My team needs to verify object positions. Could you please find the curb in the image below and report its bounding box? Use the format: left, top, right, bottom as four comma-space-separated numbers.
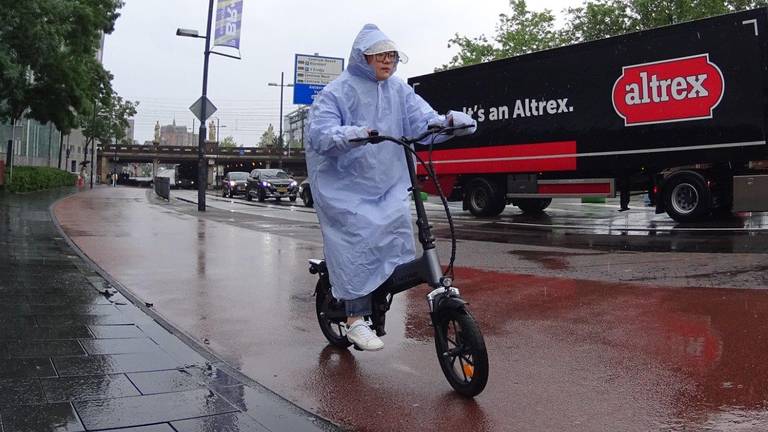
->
49, 190, 339, 431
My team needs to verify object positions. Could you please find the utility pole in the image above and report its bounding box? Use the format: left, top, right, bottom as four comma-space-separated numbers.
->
268, 73, 294, 169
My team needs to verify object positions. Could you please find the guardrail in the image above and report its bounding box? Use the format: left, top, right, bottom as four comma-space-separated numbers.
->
153, 176, 170, 200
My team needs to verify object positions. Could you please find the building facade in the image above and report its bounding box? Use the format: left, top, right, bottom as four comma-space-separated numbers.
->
159, 120, 198, 147
285, 106, 309, 150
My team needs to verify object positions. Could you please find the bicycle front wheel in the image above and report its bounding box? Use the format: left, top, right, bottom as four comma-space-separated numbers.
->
315, 279, 352, 349
434, 308, 489, 397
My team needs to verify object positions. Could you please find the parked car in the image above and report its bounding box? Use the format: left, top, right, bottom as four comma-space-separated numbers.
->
221, 171, 249, 198
246, 169, 298, 202
299, 178, 313, 207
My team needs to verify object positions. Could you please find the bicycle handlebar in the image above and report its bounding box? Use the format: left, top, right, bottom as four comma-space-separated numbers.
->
348, 124, 472, 145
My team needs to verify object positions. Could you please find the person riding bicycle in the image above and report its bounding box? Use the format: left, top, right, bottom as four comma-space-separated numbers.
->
305, 24, 476, 351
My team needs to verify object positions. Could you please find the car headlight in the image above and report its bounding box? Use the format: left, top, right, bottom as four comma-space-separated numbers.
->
262, 181, 269, 187
229, 181, 236, 187
290, 180, 297, 187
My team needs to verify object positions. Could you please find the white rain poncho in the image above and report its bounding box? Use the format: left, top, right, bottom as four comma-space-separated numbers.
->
305, 24, 474, 301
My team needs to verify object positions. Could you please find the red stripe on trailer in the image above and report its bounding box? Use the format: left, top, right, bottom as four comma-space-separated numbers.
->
537, 183, 612, 194
416, 141, 577, 175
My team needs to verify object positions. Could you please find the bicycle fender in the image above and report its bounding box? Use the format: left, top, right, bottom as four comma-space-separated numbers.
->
434, 295, 467, 313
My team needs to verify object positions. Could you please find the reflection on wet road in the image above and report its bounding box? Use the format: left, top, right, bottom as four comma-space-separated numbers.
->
54, 187, 768, 431
176, 190, 768, 253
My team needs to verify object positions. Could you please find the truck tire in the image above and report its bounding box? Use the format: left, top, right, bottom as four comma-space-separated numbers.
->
464, 177, 505, 217
664, 172, 711, 222
514, 198, 552, 214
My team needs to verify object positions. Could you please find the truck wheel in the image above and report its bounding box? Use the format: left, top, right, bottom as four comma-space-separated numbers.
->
465, 178, 505, 217
515, 198, 551, 214
664, 172, 711, 222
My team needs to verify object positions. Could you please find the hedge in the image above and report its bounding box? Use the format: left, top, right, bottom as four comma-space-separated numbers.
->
4, 166, 77, 193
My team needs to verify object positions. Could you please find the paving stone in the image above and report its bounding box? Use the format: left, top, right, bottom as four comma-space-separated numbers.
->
100, 424, 176, 432
0, 378, 45, 407
7, 340, 86, 358
53, 352, 182, 377
0, 402, 85, 432
186, 365, 242, 389
127, 369, 207, 395
30, 304, 121, 315
41, 374, 141, 402
0, 315, 36, 326
75, 388, 238, 430
0, 303, 32, 314
0, 295, 28, 304
214, 385, 328, 432
79, 337, 161, 355
0, 325, 92, 340
87, 324, 144, 339
36, 313, 135, 326
0, 358, 57, 378
171, 412, 269, 432
26, 292, 112, 305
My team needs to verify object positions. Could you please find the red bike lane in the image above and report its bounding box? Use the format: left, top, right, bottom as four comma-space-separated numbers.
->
54, 187, 768, 431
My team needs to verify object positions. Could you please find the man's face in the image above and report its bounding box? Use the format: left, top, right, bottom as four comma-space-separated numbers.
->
365, 51, 397, 81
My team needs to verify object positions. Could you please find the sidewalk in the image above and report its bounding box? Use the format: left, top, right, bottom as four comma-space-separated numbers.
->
0, 188, 335, 432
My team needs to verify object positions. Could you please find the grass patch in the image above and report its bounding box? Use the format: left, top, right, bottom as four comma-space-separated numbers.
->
4, 166, 77, 193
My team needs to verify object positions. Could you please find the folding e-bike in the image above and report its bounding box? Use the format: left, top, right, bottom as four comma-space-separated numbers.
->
308, 124, 489, 397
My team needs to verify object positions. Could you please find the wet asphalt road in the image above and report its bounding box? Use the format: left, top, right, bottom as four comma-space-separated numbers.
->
54, 187, 768, 431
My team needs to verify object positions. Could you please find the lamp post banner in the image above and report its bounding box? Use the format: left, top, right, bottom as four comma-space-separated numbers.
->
214, 0, 243, 49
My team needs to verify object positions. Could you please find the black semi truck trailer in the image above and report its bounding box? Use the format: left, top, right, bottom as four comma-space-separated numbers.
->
409, 8, 768, 222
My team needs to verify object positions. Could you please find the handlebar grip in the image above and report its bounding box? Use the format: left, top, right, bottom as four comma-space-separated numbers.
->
349, 130, 381, 144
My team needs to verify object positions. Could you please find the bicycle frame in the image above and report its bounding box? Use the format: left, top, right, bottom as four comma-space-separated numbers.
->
310, 124, 488, 397
313, 135, 458, 334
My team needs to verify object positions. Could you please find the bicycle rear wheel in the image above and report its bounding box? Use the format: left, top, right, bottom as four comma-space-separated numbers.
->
434, 308, 488, 397
315, 279, 352, 349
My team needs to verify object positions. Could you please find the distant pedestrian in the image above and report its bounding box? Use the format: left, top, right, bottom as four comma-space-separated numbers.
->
111, 172, 118, 187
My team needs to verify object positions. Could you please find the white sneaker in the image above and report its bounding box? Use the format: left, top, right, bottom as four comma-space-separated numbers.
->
346, 319, 384, 351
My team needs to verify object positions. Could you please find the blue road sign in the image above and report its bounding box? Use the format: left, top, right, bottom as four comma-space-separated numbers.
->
294, 54, 344, 105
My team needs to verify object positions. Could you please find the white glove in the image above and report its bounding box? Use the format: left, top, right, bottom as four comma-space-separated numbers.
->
343, 126, 370, 143
446, 110, 477, 136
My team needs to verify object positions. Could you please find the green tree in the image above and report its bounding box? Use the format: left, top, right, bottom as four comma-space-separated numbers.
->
440, 0, 563, 70
443, 0, 768, 68
0, 0, 123, 133
220, 136, 237, 148
79, 91, 137, 169
565, 0, 768, 42
259, 124, 277, 148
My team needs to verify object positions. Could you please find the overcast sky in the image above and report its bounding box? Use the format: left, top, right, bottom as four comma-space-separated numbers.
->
103, 0, 579, 145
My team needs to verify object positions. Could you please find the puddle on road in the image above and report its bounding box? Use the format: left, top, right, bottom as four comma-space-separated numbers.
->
508, 249, 606, 270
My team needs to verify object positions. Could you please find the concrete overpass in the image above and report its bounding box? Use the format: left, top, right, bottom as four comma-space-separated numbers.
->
97, 142, 307, 185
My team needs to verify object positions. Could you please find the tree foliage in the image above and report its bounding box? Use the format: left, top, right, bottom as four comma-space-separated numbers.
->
440, 0, 563, 70
220, 136, 237, 148
0, 0, 124, 132
565, 0, 768, 42
81, 92, 137, 147
442, 0, 768, 69
259, 124, 277, 148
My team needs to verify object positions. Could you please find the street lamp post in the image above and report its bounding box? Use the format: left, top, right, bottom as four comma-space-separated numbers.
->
268, 72, 293, 169
176, 0, 214, 212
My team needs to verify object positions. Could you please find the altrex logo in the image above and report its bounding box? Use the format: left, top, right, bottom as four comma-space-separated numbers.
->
612, 54, 724, 126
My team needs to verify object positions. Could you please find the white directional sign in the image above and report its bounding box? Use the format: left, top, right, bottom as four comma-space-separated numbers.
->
294, 54, 345, 104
